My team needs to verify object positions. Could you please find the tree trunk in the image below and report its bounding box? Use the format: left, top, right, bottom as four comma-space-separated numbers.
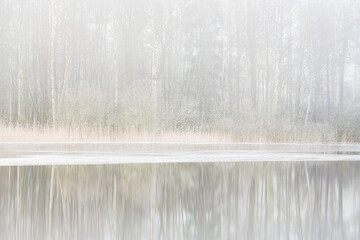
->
50, 5, 57, 126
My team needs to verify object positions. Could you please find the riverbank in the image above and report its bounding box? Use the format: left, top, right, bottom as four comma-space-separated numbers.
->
0, 125, 231, 143
0, 124, 354, 143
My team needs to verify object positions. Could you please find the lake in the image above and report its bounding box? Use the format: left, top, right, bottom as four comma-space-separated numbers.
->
0, 143, 359, 239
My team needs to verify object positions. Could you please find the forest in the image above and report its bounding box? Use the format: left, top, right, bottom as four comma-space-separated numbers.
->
0, 0, 360, 142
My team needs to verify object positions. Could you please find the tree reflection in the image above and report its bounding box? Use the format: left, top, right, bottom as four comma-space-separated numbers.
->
0, 162, 359, 239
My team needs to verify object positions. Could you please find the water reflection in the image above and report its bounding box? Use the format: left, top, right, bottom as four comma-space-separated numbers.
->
0, 162, 359, 239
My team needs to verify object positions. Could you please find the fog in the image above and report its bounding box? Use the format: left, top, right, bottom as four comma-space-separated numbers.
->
1, 0, 360, 141
1, 1, 360, 239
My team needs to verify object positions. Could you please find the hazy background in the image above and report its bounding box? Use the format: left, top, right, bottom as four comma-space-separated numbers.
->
0, 0, 360, 141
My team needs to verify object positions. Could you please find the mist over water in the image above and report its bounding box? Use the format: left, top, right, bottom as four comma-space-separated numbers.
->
1, 0, 360, 239
1, 162, 359, 240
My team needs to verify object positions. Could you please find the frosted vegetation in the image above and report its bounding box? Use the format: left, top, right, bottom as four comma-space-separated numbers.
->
0, 0, 360, 142
1, 1, 360, 239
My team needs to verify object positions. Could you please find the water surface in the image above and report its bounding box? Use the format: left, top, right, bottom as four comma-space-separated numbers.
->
0, 144, 359, 239
1, 143, 360, 165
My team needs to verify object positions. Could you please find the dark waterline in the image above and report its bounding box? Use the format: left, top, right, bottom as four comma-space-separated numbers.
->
1, 162, 359, 240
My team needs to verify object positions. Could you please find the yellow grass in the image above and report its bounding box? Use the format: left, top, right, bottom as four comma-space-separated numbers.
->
0, 124, 346, 143
0, 125, 232, 143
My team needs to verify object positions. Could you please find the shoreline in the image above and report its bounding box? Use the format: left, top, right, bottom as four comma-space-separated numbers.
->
1, 141, 360, 145
0, 125, 356, 144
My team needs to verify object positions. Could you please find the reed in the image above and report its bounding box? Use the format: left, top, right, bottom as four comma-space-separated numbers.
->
0, 125, 231, 142
0, 124, 350, 143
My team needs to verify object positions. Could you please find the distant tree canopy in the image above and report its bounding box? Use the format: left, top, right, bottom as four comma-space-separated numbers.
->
0, 0, 360, 140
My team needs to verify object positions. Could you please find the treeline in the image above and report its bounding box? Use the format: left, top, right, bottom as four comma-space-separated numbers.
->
0, 0, 360, 141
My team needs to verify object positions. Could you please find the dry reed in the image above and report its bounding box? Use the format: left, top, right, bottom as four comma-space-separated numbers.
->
0, 124, 347, 143
0, 125, 232, 143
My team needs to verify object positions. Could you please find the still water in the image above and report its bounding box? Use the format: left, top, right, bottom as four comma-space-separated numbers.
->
0, 144, 360, 239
